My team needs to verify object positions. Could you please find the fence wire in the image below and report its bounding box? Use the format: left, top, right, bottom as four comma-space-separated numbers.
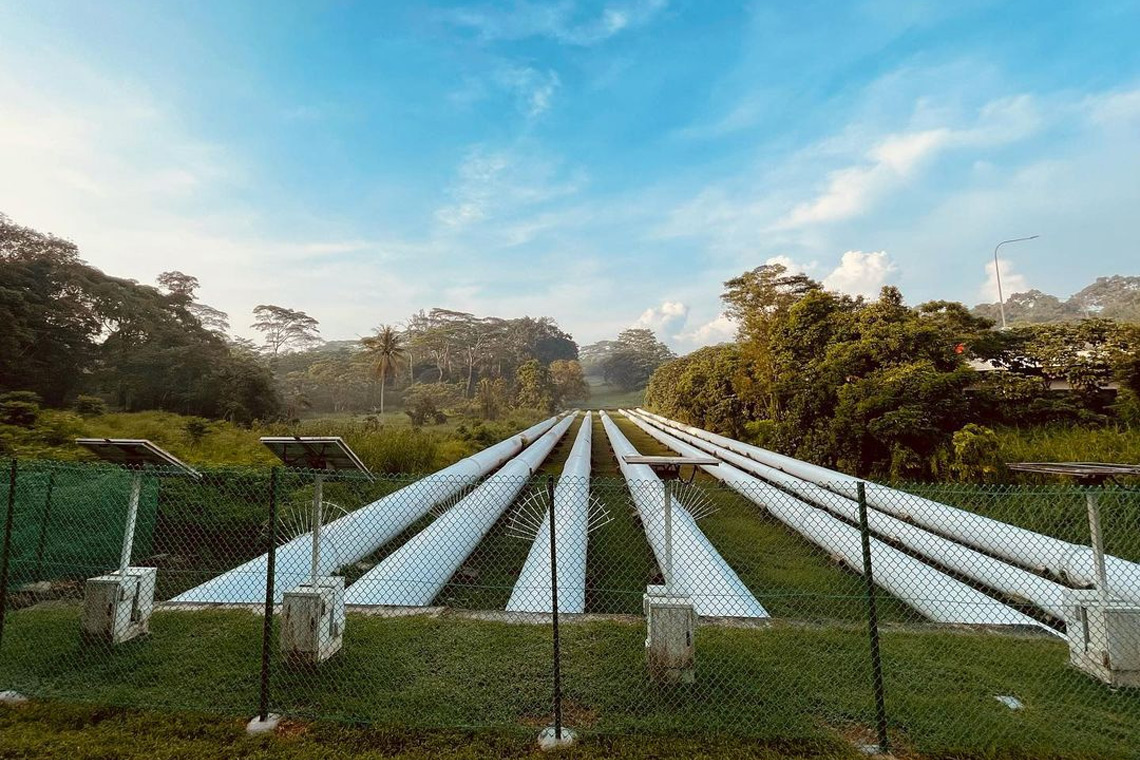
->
0, 456, 1138, 758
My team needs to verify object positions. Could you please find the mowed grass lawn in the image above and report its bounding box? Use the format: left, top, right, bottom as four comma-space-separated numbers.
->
1, 605, 1138, 759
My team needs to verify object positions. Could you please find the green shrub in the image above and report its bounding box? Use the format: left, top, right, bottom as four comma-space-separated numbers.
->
73, 395, 108, 416
950, 423, 1003, 482
0, 391, 42, 427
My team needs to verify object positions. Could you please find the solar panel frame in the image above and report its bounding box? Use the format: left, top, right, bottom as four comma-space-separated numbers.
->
259, 436, 374, 479
75, 438, 201, 478
623, 455, 720, 467
1008, 462, 1140, 479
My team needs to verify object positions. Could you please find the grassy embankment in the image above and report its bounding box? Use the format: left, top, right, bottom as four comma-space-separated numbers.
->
1, 408, 545, 472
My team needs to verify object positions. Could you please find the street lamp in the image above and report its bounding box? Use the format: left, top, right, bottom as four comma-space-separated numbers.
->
993, 235, 1039, 329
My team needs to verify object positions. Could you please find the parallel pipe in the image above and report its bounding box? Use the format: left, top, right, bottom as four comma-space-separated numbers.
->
600, 411, 767, 618
507, 412, 592, 613
346, 414, 575, 606
637, 409, 1140, 604
173, 416, 561, 604
621, 410, 1050, 630
627, 410, 1069, 619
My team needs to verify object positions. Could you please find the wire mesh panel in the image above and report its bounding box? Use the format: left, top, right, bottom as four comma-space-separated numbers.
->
0, 455, 1138, 757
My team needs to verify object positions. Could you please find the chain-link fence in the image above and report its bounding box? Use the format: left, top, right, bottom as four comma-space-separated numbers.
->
1, 444, 1138, 757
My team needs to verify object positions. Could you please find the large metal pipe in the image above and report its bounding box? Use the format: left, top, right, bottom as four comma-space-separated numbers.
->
622, 410, 1051, 630
600, 411, 767, 618
507, 412, 592, 613
637, 409, 1140, 604
346, 414, 576, 606
173, 416, 562, 604
627, 410, 1069, 619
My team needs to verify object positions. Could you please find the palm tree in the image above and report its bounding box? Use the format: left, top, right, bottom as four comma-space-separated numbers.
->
361, 325, 406, 414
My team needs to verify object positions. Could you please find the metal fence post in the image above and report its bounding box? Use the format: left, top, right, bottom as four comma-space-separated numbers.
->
259, 467, 279, 722
0, 460, 17, 651
857, 481, 889, 754
547, 474, 563, 740
32, 471, 55, 582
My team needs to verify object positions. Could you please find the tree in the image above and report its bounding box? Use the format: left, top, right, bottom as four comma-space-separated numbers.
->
361, 325, 406, 414
549, 359, 589, 406
157, 270, 230, 334
251, 305, 321, 357
599, 328, 675, 391
403, 383, 462, 426
475, 377, 510, 420
515, 359, 555, 412
722, 262, 822, 419
0, 214, 283, 422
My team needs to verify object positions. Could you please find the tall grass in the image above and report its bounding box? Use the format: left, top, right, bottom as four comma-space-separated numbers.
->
994, 424, 1140, 466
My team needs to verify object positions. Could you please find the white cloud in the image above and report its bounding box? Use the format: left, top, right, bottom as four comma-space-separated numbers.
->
677, 313, 737, 346
497, 66, 561, 118
445, 0, 667, 46
777, 128, 951, 229
434, 146, 585, 231
764, 255, 819, 275
980, 257, 1029, 302
634, 300, 689, 335
822, 250, 897, 298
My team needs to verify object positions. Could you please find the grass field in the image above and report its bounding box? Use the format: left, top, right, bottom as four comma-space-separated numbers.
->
1, 605, 1137, 759
0, 702, 855, 760
583, 380, 646, 410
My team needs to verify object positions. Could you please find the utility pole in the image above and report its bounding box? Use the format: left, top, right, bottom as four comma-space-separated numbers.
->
992, 235, 1039, 329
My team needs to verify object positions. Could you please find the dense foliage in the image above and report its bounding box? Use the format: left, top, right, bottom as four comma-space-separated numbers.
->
579, 328, 675, 390
647, 263, 1140, 480
0, 215, 281, 423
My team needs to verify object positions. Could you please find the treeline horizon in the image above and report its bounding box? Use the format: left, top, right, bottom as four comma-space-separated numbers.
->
0, 214, 675, 427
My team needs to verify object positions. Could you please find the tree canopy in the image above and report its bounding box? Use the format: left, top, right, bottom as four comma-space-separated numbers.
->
648, 263, 1140, 480
0, 215, 281, 423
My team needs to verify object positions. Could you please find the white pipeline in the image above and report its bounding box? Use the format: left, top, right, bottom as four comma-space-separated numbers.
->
507, 412, 593, 613
627, 410, 1069, 619
173, 416, 562, 604
636, 409, 1140, 604
600, 411, 767, 618
346, 414, 575, 606
622, 410, 1052, 630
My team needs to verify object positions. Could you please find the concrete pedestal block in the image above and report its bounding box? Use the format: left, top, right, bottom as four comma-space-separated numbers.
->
644, 586, 695, 684
281, 576, 345, 665
1065, 589, 1140, 687
81, 567, 156, 645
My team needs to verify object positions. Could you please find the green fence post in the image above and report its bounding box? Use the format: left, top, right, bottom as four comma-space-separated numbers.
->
857, 481, 889, 754
0, 460, 17, 651
259, 467, 279, 723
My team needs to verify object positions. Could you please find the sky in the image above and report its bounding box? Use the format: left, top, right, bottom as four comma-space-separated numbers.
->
1, 0, 1139, 350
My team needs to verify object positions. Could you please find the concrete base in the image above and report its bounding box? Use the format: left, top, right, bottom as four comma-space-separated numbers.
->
537, 725, 577, 750
0, 691, 28, 705
245, 713, 281, 734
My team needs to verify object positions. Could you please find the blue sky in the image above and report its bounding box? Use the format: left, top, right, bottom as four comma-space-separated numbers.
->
1, 1, 1138, 348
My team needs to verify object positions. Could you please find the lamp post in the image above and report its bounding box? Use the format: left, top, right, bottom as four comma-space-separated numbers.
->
993, 235, 1039, 329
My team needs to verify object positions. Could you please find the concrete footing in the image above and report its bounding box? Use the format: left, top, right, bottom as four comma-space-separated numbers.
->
245, 713, 281, 734
537, 725, 577, 750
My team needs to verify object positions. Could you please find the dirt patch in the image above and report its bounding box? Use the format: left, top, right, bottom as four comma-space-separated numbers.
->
833, 721, 919, 759
275, 718, 311, 740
